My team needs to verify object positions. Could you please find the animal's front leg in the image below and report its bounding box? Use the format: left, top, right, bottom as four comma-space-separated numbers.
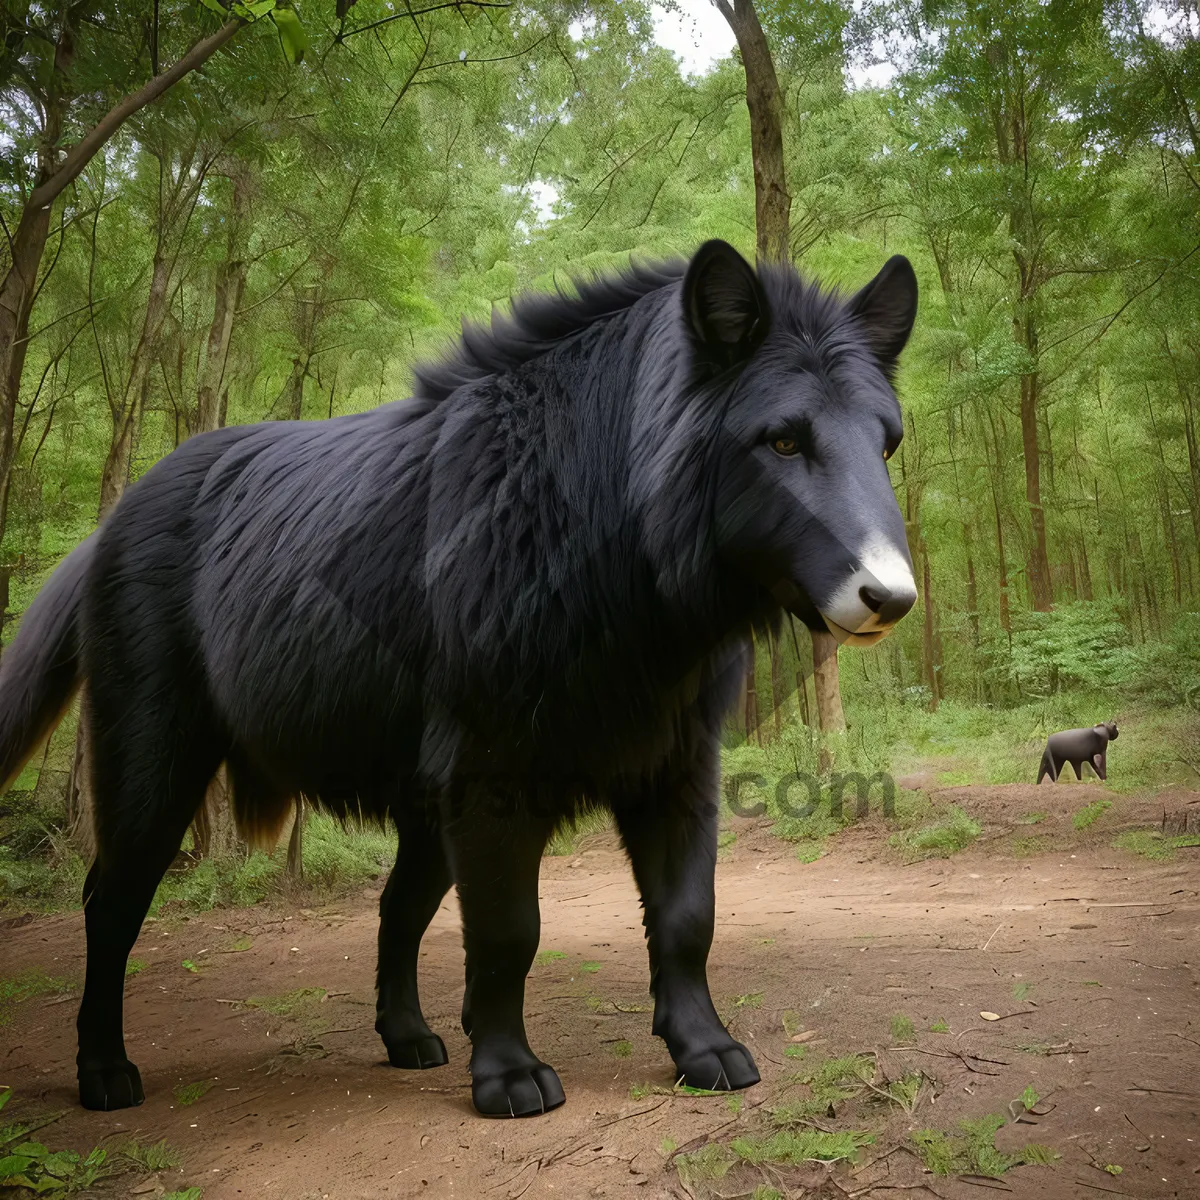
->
614, 764, 760, 1093
442, 785, 562, 1117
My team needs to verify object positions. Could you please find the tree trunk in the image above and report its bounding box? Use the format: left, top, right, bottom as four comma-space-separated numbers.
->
286, 798, 306, 879
714, 0, 791, 263
768, 627, 784, 739
99, 251, 172, 518
810, 631, 845, 734
744, 634, 760, 745
1017, 328, 1052, 610
922, 551, 939, 711
192, 766, 239, 858
811, 629, 845, 773
195, 259, 246, 435
194, 169, 250, 435
0, 16, 76, 549
965, 538, 980, 649
0, 13, 243, 545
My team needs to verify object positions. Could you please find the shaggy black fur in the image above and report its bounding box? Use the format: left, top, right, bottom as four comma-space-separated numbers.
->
0, 240, 918, 1117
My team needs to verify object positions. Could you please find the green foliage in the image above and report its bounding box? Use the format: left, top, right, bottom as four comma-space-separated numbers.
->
534, 950, 568, 966
173, 1080, 214, 1106
1113, 830, 1200, 861
545, 808, 611, 856
910, 1114, 1058, 1177
239, 987, 325, 1017
1006, 604, 1141, 696
0, 1141, 110, 1194
1073, 799, 1112, 830
0, 1091, 183, 1195
4, 0, 1200, 909
0, 971, 74, 1026
117, 1140, 183, 1172
730, 1128, 875, 1165
890, 807, 981, 861
890, 1014, 916, 1043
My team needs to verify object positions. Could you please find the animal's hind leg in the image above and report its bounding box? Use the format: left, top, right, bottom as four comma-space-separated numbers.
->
77, 688, 221, 1111
1037, 752, 1057, 784
376, 803, 452, 1069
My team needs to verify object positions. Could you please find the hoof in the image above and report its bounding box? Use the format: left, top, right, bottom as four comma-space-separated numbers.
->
472, 1061, 565, 1118
383, 1032, 449, 1070
78, 1059, 144, 1111
674, 1041, 760, 1092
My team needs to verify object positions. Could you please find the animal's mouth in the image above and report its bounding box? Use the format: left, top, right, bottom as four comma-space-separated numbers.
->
819, 612, 892, 647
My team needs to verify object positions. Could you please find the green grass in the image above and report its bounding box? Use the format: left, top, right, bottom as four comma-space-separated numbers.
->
149, 814, 395, 915
1073, 799, 1113, 830
117, 1140, 183, 1172
1010, 835, 1049, 857
884, 698, 1196, 793
534, 949, 567, 966
610, 1040, 633, 1058
910, 1114, 1057, 1178
544, 807, 610, 856
1113, 830, 1200, 860
579, 961, 602, 973
733, 992, 764, 1009
730, 1128, 875, 1165
929, 1017, 950, 1033
796, 1054, 875, 1105
0, 1090, 189, 1196
125, 958, 146, 977
172, 1080, 214, 1106
0, 970, 74, 1026
890, 1014, 916, 1043
674, 1128, 874, 1186
239, 987, 326, 1017
630, 1081, 725, 1100
890, 806, 981, 861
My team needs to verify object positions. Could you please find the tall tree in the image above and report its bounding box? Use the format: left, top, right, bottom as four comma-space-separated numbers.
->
711, 0, 791, 261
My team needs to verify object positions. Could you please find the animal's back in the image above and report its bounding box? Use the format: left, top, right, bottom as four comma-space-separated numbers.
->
87, 402, 440, 797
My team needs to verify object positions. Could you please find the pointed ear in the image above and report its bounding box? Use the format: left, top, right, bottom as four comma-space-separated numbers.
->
682, 240, 768, 365
849, 255, 918, 370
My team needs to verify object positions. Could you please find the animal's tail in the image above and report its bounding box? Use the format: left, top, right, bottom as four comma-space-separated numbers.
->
0, 538, 92, 792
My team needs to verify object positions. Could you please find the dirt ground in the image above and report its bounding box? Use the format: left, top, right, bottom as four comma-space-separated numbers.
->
2, 782, 1199, 1200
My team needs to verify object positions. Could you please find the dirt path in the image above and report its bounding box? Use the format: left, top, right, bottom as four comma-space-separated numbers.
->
2, 784, 1199, 1199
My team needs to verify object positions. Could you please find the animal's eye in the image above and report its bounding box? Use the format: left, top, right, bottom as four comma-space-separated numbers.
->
882, 447, 892, 461
772, 437, 799, 457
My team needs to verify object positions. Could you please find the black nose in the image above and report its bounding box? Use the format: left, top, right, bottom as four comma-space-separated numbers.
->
859, 583, 916, 625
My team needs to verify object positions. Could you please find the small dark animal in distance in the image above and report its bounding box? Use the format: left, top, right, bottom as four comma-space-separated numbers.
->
0, 239, 919, 1118
1037, 721, 1119, 783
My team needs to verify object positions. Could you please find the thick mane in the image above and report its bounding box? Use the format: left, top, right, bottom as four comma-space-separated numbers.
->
413, 259, 687, 404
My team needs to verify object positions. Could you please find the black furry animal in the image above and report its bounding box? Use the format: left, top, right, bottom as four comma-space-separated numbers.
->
1037, 721, 1119, 783
0, 241, 919, 1118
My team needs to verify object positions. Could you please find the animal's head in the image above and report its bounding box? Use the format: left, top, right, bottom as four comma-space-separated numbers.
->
683, 240, 918, 645
1102, 721, 1119, 740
